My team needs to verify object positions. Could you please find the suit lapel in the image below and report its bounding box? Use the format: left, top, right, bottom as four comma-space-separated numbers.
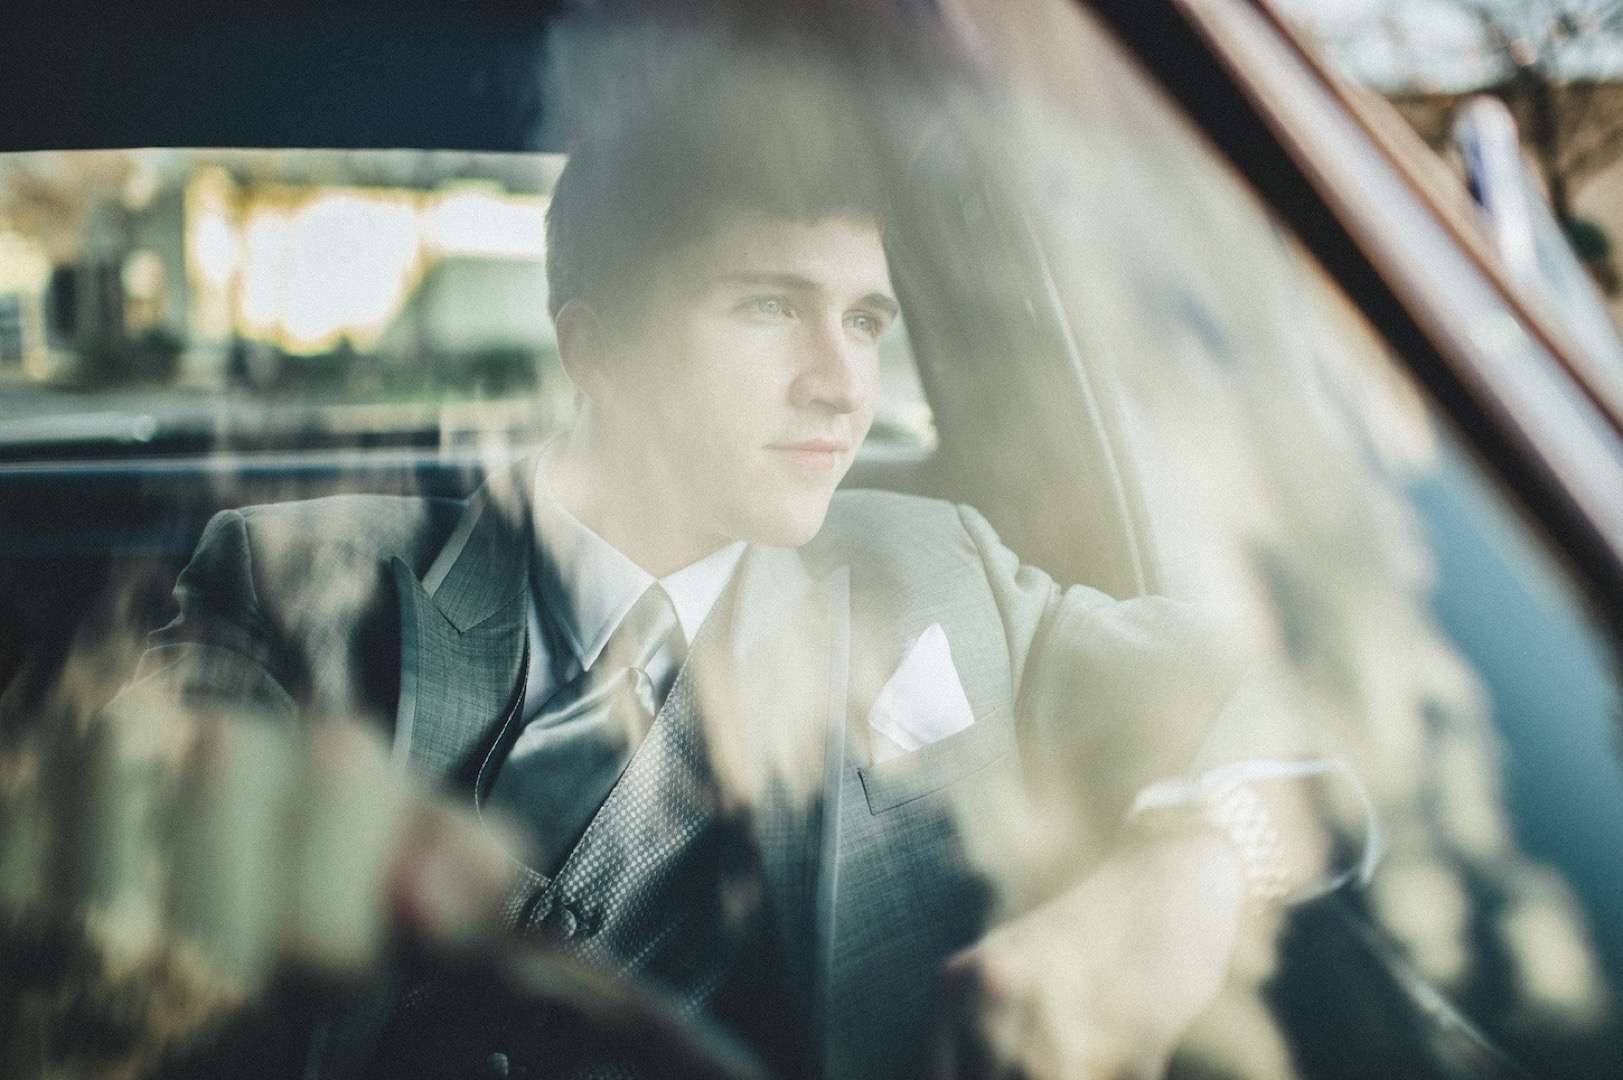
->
391, 460, 531, 784
384, 472, 853, 1073
315, 461, 534, 1080
689, 545, 850, 1065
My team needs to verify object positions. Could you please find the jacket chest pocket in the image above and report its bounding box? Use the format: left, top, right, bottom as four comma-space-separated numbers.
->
856, 707, 1015, 814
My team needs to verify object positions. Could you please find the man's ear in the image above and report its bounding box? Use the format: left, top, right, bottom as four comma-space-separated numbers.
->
554, 299, 611, 396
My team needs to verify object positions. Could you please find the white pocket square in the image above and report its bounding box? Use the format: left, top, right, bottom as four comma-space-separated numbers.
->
868, 623, 975, 764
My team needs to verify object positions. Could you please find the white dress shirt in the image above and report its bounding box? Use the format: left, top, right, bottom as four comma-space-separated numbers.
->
519, 454, 746, 726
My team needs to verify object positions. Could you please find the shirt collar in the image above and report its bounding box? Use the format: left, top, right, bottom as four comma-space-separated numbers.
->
661, 539, 748, 643
531, 452, 745, 670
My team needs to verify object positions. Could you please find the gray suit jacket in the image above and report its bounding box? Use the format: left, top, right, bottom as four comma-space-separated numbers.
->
130, 459, 1240, 1079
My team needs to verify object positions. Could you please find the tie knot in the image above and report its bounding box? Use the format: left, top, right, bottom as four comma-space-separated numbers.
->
601, 583, 683, 676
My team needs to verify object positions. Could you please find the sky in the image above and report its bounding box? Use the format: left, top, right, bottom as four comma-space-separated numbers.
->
1272, 0, 1623, 91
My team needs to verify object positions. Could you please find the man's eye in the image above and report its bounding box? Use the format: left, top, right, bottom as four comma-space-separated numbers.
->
846, 312, 884, 339
746, 297, 791, 318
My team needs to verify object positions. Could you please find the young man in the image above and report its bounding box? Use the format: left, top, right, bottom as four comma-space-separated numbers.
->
127, 78, 1351, 1080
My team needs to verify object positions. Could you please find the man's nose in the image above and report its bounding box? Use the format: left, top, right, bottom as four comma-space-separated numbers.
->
790, 319, 872, 414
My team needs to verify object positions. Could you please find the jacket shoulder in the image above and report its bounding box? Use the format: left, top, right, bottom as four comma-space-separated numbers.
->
162, 492, 467, 716
177, 491, 466, 643
812, 488, 979, 567
233, 492, 464, 576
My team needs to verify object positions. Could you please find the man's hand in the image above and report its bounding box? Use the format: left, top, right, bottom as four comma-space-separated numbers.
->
933, 831, 1248, 1080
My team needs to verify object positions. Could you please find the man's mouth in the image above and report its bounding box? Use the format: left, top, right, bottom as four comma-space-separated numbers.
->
769, 439, 848, 470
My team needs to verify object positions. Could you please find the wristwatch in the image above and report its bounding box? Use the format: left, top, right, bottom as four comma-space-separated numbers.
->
1125, 775, 1295, 904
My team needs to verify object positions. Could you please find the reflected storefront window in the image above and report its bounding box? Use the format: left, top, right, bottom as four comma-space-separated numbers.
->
0, 149, 935, 458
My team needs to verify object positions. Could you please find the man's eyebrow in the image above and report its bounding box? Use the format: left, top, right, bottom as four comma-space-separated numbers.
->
860, 292, 902, 320
712, 271, 900, 317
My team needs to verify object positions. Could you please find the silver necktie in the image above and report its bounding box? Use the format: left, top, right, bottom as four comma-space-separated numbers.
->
488, 583, 686, 875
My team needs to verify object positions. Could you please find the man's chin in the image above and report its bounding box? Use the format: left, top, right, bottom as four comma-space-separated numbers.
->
742, 497, 835, 550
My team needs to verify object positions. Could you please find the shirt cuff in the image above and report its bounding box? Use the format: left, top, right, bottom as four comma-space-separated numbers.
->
1125, 758, 1383, 905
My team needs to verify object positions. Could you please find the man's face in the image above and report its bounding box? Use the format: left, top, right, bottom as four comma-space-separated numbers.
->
587, 211, 897, 550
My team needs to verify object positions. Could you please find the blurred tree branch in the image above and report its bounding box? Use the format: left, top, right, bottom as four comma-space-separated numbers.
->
1301, 0, 1623, 223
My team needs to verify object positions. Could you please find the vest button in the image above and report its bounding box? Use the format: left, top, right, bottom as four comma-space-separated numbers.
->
541, 903, 579, 939
480, 1051, 510, 1078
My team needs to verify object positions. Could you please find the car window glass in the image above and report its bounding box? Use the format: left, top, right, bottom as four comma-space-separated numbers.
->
0, 5, 1619, 1080
975, 7, 1623, 1073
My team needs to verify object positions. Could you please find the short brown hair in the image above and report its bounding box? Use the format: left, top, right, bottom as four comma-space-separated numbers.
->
544, 49, 892, 322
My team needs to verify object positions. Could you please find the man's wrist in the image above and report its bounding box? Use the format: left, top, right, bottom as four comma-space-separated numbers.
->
1124, 758, 1382, 908
1124, 778, 1294, 907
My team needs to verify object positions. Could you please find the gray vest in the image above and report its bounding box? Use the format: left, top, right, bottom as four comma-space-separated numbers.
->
372, 615, 796, 1080
498, 655, 764, 1009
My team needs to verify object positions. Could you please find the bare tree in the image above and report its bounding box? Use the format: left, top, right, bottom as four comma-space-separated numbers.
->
1456, 0, 1623, 220
1303, 0, 1623, 224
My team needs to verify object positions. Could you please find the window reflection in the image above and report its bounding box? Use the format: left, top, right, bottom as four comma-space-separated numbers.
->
0, 4, 1618, 1080
0, 150, 935, 457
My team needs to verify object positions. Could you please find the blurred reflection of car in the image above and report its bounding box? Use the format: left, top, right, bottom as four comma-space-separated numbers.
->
2, 1, 1622, 1079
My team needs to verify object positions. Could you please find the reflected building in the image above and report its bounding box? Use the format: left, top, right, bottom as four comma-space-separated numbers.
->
0, 151, 565, 399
